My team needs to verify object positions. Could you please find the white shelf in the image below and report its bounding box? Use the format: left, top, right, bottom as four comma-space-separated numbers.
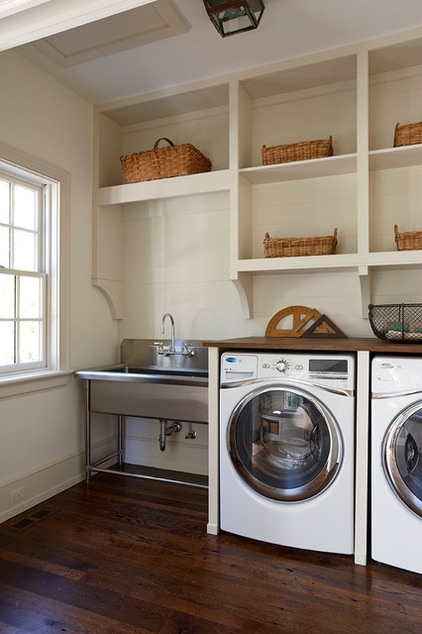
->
366, 250, 422, 267
232, 250, 422, 275
232, 252, 361, 274
369, 145, 422, 171
97, 169, 231, 205
239, 154, 357, 185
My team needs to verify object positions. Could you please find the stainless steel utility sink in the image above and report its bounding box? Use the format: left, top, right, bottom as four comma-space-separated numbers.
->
74, 337, 209, 485
74, 339, 208, 423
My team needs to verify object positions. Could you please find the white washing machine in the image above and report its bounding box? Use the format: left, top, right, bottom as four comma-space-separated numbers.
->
219, 352, 355, 554
371, 356, 422, 574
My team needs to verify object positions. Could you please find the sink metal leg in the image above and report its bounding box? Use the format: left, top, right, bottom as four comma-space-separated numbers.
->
117, 415, 125, 465
84, 379, 92, 483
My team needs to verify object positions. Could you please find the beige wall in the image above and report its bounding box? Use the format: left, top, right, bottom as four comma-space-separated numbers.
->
0, 50, 117, 521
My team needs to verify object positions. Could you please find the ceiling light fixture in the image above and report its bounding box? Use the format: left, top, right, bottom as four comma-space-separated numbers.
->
203, 0, 265, 38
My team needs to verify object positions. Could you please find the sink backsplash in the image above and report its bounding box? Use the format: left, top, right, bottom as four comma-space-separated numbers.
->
120, 339, 208, 372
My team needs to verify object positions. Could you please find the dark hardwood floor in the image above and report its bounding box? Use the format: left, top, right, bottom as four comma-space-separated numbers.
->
0, 471, 421, 633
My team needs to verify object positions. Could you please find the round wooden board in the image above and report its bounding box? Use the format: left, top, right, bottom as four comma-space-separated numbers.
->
265, 305, 322, 337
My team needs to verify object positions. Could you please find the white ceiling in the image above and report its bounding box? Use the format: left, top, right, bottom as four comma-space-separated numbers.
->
8, 0, 422, 105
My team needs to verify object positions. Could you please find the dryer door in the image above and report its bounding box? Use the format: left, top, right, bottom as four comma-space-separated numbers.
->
383, 402, 422, 517
227, 384, 343, 502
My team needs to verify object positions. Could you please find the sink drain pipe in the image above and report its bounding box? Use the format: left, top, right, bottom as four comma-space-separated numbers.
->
159, 420, 182, 451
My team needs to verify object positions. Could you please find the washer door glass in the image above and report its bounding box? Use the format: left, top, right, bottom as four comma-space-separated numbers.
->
228, 385, 342, 502
383, 403, 422, 517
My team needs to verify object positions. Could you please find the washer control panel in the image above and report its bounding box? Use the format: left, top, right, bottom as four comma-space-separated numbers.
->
221, 354, 259, 383
221, 352, 354, 388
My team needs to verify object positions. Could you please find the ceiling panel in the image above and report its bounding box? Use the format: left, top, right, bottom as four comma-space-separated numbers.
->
28, 0, 188, 66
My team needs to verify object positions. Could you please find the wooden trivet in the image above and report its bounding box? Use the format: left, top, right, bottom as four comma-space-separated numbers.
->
265, 305, 322, 338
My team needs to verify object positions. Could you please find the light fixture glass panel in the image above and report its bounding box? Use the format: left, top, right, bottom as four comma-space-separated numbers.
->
212, 10, 251, 36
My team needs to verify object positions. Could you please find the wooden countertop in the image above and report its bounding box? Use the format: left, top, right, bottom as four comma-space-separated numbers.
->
203, 336, 422, 354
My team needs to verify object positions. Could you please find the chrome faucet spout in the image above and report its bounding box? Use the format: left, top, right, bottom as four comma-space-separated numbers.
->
160, 312, 175, 354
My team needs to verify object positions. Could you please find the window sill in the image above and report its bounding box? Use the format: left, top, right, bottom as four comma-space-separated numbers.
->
0, 370, 71, 398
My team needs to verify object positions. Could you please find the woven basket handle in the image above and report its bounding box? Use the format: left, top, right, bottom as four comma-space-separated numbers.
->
153, 138, 174, 149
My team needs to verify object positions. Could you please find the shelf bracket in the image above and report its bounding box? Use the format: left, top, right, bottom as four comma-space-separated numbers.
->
231, 272, 253, 319
92, 278, 123, 320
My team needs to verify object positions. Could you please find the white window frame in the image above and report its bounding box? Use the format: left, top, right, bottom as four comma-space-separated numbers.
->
1, 173, 46, 372
0, 143, 69, 395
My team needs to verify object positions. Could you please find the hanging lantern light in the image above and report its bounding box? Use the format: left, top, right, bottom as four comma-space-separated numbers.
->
203, 0, 265, 37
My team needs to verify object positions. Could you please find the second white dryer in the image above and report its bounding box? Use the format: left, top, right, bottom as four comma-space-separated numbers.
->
371, 356, 422, 574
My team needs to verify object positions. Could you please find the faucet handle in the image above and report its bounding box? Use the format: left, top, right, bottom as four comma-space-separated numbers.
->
182, 342, 195, 356
154, 341, 165, 355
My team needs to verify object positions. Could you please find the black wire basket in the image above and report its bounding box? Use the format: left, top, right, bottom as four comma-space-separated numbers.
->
368, 303, 422, 342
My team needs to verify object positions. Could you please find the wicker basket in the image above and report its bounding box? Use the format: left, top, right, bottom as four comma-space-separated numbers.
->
393, 121, 422, 147
120, 138, 211, 183
394, 224, 422, 251
369, 303, 422, 342
264, 228, 338, 258
262, 136, 333, 165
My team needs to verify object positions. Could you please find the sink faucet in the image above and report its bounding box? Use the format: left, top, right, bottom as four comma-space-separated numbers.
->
160, 312, 175, 354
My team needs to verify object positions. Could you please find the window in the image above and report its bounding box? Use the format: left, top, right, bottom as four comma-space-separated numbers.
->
0, 153, 64, 378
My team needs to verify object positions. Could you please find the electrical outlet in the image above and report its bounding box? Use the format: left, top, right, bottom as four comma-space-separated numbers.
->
9, 487, 25, 504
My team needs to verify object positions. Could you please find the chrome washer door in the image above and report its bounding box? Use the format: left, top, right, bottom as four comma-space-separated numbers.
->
383, 402, 422, 518
228, 385, 342, 502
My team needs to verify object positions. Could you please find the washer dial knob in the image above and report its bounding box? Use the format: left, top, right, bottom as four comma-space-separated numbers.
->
275, 359, 288, 373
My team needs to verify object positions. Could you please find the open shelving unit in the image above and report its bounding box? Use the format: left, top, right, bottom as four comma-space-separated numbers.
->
93, 28, 422, 319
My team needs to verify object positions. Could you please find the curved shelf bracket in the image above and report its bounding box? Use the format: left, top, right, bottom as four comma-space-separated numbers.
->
92, 278, 123, 320
231, 272, 253, 319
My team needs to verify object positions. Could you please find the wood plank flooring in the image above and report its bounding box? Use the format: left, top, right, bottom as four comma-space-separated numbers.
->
0, 472, 421, 633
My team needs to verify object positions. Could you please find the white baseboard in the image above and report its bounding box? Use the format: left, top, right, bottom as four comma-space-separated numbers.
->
207, 523, 218, 535
0, 435, 116, 524
0, 452, 84, 523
